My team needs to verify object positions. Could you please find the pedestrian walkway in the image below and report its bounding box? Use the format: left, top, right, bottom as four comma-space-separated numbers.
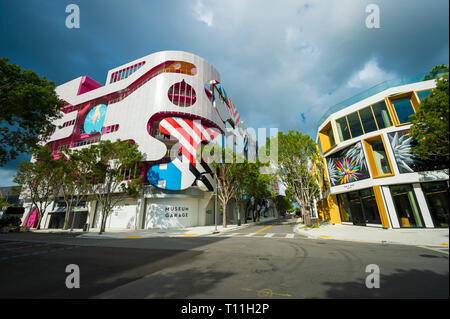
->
295, 223, 449, 249
208, 232, 300, 240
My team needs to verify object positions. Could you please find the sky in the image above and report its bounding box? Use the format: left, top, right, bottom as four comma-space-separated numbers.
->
0, 0, 448, 187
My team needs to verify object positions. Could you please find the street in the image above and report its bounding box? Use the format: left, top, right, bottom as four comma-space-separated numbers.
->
0, 217, 448, 299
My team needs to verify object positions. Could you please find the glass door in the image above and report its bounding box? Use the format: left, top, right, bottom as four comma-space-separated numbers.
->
390, 184, 424, 228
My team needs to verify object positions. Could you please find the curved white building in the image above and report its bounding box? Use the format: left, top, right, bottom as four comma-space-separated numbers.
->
21, 51, 262, 230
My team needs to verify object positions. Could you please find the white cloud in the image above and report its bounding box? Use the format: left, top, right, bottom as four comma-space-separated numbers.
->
193, 0, 214, 27
347, 58, 397, 89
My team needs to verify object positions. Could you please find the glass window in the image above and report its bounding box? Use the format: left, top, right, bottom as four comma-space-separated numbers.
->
417, 90, 431, 101
359, 106, 378, 134
336, 117, 351, 141
372, 101, 392, 129
327, 127, 335, 146
368, 138, 392, 175
347, 112, 364, 138
337, 191, 365, 226
421, 181, 449, 228
390, 184, 424, 228
360, 188, 381, 224
392, 98, 415, 124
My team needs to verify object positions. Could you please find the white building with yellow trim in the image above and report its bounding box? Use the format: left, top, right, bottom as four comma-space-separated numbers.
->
316, 72, 449, 229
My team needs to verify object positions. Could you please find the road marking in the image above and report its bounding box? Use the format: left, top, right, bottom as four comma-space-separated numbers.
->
285, 234, 295, 239
254, 225, 273, 234
123, 236, 142, 238
319, 235, 331, 238
242, 288, 292, 298
244, 233, 256, 237
440, 243, 449, 246
224, 233, 240, 237
264, 233, 275, 238
181, 233, 198, 236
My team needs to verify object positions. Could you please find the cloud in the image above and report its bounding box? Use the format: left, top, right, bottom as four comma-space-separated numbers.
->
193, 0, 214, 27
347, 58, 397, 89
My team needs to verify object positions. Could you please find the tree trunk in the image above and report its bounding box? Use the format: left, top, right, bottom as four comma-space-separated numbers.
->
236, 201, 241, 226
222, 204, 227, 228
100, 208, 107, 234
36, 214, 43, 230
63, 202, 73, 230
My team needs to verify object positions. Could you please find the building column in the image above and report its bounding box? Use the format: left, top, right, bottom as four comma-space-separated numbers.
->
373, 185, 391, 229
412, 183, 435, 228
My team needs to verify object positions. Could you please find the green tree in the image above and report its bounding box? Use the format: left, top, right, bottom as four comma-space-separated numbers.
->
421, 64, 449, 81
241, 160, 273, 222
207, 148, 239, 228
85, 140, 143, 234
13, 146, 60, 229
0, 57, 64, 166
410, 69, 449, 161
273, 194, 294, 217
0, 196, 12, 211
267, 131, 322, 226
54, 147, 94, 230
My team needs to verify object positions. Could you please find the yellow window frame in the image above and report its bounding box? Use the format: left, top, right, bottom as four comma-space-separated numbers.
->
319, 121, 337, 154
362, 134, 395, 179
385, 91, 420, 127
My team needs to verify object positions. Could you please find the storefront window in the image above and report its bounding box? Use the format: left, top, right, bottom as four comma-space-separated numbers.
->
421, 181, 449, 228
390, 184, 424, 228
337, 188, 382, 226
360, 188, 381, 224
391, 98, 415, 124
371, 101, 392, 129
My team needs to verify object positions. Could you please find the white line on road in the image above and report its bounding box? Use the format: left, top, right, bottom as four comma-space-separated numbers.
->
285, 234, 295, 239
244, 233, 256, 237
224, 233, 240, 237
264, 233, 275, 238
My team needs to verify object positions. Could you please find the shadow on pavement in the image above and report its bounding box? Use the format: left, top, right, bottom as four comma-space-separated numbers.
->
322, 268, 449, 298
95, 268, 234, 298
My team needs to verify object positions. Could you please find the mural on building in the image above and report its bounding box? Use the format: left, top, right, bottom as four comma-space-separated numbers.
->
388, 129, 448, 173
83, 104, 107, 135
326, 142, 370, 187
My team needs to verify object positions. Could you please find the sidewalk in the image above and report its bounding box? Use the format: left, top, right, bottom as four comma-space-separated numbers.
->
73, 217, 278, 239
295, 223, 449, 247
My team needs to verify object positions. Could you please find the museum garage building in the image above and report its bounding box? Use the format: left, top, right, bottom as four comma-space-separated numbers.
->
21, 51, 263, 230
316, 72, 449, 229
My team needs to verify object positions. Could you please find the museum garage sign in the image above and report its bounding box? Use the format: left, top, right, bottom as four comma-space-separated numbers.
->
145, 199, 198, 229
165, 206, 190, 218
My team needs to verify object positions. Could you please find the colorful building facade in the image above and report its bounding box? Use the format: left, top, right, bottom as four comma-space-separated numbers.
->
316, 73, 449, 229
21, 51, 262, 230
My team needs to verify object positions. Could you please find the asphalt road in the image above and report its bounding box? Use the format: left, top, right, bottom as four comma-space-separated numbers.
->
0, 217, 448, 299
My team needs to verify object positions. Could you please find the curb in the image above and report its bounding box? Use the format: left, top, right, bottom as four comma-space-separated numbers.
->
293, 226, 449, 247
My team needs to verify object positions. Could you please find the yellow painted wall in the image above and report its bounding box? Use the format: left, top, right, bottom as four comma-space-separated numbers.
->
317, 194, 341, 224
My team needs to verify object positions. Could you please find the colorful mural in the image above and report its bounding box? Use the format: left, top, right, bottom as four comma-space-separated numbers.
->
83, 104, 107, 135
326, 142, 370, 187
147, 117, 221, 191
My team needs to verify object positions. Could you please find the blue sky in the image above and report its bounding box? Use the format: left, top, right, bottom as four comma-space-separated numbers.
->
0, 0, 448, 186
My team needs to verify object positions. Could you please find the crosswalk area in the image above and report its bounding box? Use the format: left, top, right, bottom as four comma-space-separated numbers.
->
208, 232, 301, 239
0, 240, 80, 263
